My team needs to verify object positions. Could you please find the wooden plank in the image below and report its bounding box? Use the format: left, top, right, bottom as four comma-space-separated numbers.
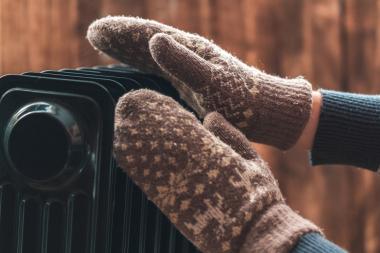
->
344, 0, 377, 93
197, 0, 212, 37
26, 0, 51, 71
76, 0, 103, 67
342, 0, 379, 252
374, 0, 380, 88
364, 176, 380, 253
101, 0, 146, 17
207, 0, 245, 59
276, 0, 308, 77
144, 0, 172, 23
0, 0, 29, 73
46, 0, 80, 69
307, 0, 342, 88
242, 0, 281, 72
0, 0, 104, 73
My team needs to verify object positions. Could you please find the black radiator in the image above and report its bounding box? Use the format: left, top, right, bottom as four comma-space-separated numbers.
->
0, 65, 201, 253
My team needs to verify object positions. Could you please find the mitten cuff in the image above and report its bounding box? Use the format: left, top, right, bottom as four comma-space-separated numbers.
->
240, 203, 322, 253
245, 75, 312, 150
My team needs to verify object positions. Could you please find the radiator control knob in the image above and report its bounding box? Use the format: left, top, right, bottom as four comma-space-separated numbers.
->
3, 101, 88, 189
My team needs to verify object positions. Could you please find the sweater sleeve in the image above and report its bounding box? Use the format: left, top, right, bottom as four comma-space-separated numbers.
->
311, 89, 380, 171
291, 232, 347, 253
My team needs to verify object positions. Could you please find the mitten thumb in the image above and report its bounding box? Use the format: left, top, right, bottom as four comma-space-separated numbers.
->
203, 112, 258, 161
149, 33, 213, 91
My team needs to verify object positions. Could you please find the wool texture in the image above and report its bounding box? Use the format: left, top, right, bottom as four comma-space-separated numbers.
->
292, 232, 347, 253
87, 16, 313, 150
311, 89, 380, 172
203, 112, 259, 161
203, 112, 323, 253
113, 89, 321, 253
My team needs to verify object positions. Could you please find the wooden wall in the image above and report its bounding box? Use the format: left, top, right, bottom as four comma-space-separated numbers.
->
1, 0, 380, 252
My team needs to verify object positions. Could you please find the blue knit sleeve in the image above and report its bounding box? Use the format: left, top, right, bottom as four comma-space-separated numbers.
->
311, 89, 380, 171
292, 233, 347, 253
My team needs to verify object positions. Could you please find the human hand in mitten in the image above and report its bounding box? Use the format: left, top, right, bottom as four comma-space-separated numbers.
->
112, 89, 321, 253
88, 16, 313, 150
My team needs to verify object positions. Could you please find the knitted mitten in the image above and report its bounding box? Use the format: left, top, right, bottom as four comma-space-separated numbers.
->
88, 16, 313, 150
113, 89, 321, 253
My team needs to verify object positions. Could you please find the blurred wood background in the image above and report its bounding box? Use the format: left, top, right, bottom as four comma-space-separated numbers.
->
1, 0, 380, 252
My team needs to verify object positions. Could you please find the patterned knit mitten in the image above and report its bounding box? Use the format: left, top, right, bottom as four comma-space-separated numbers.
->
88, 16, 313, 150
113, 89, 321, 253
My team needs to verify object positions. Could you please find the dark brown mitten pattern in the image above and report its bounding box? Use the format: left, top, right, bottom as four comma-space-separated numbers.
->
88, 16, 312, 150
113, 90, 321, 253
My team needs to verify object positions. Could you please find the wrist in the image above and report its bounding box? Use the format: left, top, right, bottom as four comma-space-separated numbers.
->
294, 90, 322, 150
